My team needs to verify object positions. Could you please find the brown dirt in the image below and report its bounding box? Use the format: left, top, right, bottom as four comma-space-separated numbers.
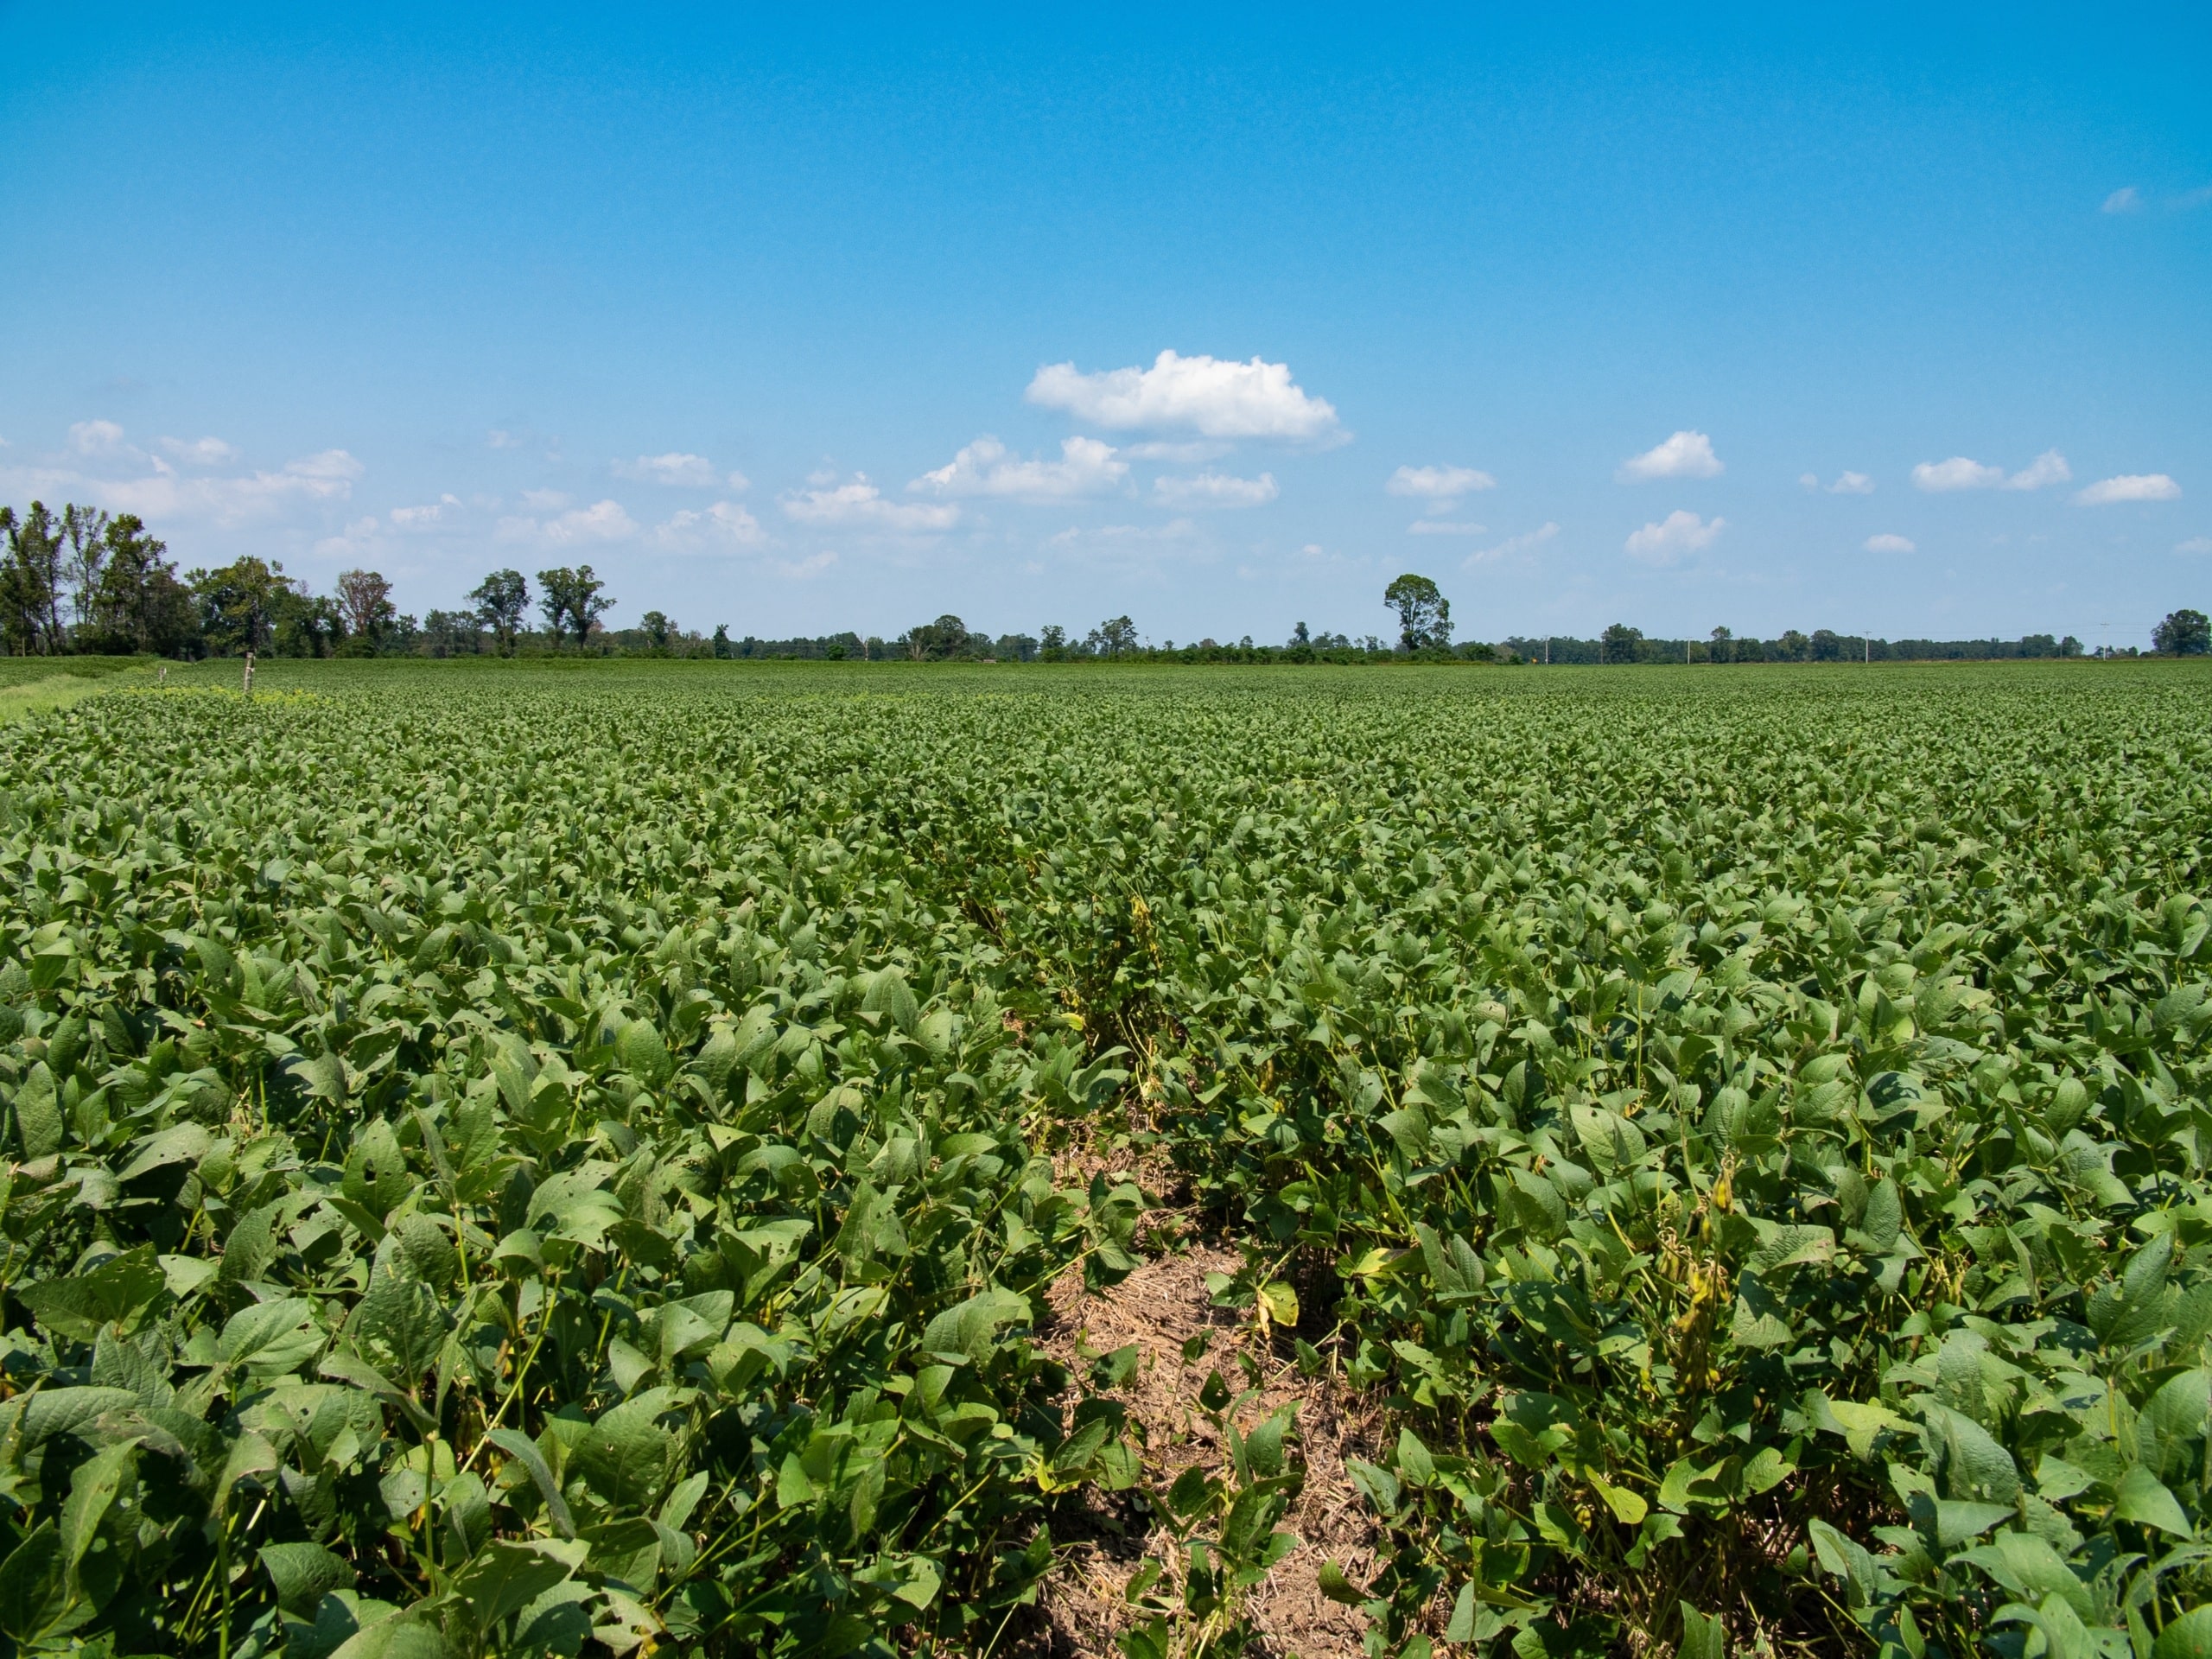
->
1015, 1241, 1388, 1659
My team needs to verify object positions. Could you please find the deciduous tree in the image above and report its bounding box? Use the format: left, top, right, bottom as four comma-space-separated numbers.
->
537, 565, 613, 647
1383, 574, 1452, 651
335, 569, 397, 649
469, 569, 530, 655
190, 556, 299, 656
0, 502, 64, 655
82, 517, 195, 656
2152, 608, 2209, 655
1090, 615, 1137, 658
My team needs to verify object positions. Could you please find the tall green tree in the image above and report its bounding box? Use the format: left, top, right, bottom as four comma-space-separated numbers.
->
2153, 608, 2209, 655
902, 614, 969, 660
1383, 574, 1452, 651
1600, 622, 1643, 664
335, 569, 397, 653
536, 565, 613, 647
1089, 615, 1138, 658
468, 569, 529, 655
80, 517, 196, 656
0, 502, 65, 655
190, 556, 299, 656
273, 594, 346, 658
60, 505, 111, 637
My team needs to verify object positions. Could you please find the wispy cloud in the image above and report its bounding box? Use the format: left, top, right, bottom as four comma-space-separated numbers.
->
1624, 510, 1723, 563
911, 435, 1127, 501
2174, 537, 2212, 556
1122, 439, 1232, 462
1408, 520, 1486, 537
2076, 473, 2182, 505
2102, 186, 2143, 214
615, 452, 747, 490
159, 435, 240, 467
769, 550, 838, 579
1863, 532, 1916, 553
1386, 464, 1497, 509
69, 419, 126, 454
1027, 350, 1343, 442
1047, 518, 1198, 545
3, 423, 368, 531
283, 450, 365, 484
388, 494, 464, 531
105, 451, 361, 527
781, 474, 959, 530
1151, 470, 1277, 509
1617, 430, 1722, 483
1464, 521, 1560, 565
655, 500, 764, 550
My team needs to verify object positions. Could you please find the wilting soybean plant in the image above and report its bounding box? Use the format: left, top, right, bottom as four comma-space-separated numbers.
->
0, 658, 2208, 1659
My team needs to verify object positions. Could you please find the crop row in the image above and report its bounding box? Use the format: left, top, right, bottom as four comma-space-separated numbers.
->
0, 663, 2208, 1659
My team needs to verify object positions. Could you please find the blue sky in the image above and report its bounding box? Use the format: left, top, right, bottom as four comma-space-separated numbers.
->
2, 6, 2207, 647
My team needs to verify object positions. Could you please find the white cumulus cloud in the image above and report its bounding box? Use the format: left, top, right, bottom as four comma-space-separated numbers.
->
1624, 510, 1724, 564
486, 429, 523, 449
160, 435, 240, 467
12, 434, 367, 530
780, 475, 959, 531
1464, 522, 1560, 565
2003, 449, 2072, 491
1386, 464, 1497, 506
1863, 533, 1916, 553
615, 452, 747, 490
912, 435, 1127, 501
1912, 456, 2005, 492
2175, 537, 2212, 555
496, 499, 639, 546
1618, 430, 1723, 483
95, 449, 364, 526
2076, 474, 2182, 505
1151, 471, 1278, 509
1026, 349, 1342, 442
655, 500, 764, 550
1830, 471, 1875, 494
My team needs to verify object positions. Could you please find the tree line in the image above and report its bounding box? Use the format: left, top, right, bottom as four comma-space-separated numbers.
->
5, 514, 2202, 664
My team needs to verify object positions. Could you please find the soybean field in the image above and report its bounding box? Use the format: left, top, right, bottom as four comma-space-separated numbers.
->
1, 658, 2209, 1659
